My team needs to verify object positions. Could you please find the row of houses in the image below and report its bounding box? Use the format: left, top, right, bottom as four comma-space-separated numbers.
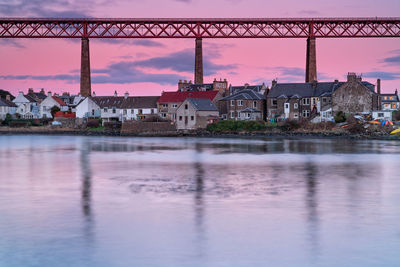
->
1, 73, 399, 129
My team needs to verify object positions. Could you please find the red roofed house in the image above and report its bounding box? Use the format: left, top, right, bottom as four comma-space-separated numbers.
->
39, 92, 68, 118
157, 91, 222, 121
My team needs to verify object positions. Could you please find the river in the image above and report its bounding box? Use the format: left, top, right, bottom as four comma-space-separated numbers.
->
0, 135, 399, 266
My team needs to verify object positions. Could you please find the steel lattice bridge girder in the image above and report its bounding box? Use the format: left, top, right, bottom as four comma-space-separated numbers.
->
0, 18, 400, 38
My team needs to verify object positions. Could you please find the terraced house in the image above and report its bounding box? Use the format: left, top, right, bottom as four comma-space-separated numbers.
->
267, 73, 380, 120
219, 89, 266, 121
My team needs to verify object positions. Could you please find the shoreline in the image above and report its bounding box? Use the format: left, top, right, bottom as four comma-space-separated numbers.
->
0, 127, 399, 140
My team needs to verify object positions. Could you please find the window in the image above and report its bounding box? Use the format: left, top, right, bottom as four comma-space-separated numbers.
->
160, 113, 167, 118
138, 109, 143, 115
302, 110, 310, 118
185, 104, 188, 110
253, 101, 257, 108
285, 103, 289, 109
123, 109, 127, 115
294, 113, 298, 118
238, 100, 243, 106
172, 114, 177, 120
191, 116, 194, 121
272, 99, 277, 106
112, 107, 116, 114
230, 111, 235, 118
302, 98, 310, 105
104, 107, 108, 112
162, 104, 168, 108
322, 98, 327, 104
172, 104, 178, 108
294, 103, 298, 109
179, 116, 183, 121
230, 100, 235, 106
151, 109, 154, 114
378, 113, 384, 117
247, 113, 251, 118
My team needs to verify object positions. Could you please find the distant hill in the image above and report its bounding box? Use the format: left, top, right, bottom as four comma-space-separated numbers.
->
0, 89, 15, 100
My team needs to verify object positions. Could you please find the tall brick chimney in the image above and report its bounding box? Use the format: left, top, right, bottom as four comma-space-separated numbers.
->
377, 79, 381, 95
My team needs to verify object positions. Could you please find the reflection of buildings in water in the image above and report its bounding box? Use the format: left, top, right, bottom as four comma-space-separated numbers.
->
192, 142, 206, 259
80, 139, 95, 244
304, 161, 321, 261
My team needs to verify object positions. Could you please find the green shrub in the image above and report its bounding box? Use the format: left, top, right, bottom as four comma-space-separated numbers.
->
334, 111, 346, 123
1, 113, 12, 126
206, 120, 267, 132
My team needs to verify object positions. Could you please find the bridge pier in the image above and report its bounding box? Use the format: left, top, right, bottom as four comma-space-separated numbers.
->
194, 38, 203, 84
305, 37, 317, 83
80, 38, 91, 97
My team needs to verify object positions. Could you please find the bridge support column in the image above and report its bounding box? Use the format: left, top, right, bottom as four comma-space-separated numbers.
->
305, 37, 317, 83
80, 38, 91, 97
195, 38, 203, 84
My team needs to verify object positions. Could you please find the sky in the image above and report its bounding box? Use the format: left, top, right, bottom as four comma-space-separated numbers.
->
0, 0, 400, 96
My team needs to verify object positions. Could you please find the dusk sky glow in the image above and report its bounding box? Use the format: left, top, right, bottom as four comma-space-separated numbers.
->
1, 0, 400, 96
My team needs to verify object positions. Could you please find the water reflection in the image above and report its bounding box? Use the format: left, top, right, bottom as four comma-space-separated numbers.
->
304, 161, 320, 262
192, 142, 206, 259
80, 139, 95, 245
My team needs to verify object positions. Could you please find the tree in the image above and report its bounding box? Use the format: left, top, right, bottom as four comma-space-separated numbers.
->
1, 113, 12, 126
50, 106, 60, 118
334, 111, 346, 123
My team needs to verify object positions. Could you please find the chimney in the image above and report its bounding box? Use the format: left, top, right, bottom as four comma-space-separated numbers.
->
40, 88, 45, 94
395, 89, 398, 95
19, 91, 24, 97
178, 80, 183, 90
92, 91, 96, 97
124, 91, 129, 99
377, 79, 381, 95
6, 95, 10, 101
272, 80, 277, 87
47, 91, 52, 97
347, 72, 357, 82
334, 79, 339, 84
114, 90, 117, 97
28, 88, 33, 94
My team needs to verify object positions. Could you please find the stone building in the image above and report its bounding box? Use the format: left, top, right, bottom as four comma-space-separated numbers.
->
176, 98, 219, 130
267, 80, 342, 120
157, 91, 221, 121
178, 78, 229, 96
219, 89, 266, 121
332, 73, 379, 114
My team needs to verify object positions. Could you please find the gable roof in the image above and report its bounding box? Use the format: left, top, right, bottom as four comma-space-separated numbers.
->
0, 98, 17, 107
220, 89, 265, 101
24, 94, 37, 103
52, 96, 67, 106
230, 84, 265, 94
92, 96, 125, 108
120, 96, 160, 109
158, 91, 219, 103
28, 92, 47, 101
186, 98, 218, 111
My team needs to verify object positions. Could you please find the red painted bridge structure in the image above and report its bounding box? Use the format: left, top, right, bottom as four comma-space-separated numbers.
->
1, 18, 400, 95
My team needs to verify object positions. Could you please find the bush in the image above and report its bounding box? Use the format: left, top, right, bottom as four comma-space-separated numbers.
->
1, 113, 12, 126
280, 119, 301, 131
334, 111, 346, 123
50, 106, 60, 118
206, 120, 267, 132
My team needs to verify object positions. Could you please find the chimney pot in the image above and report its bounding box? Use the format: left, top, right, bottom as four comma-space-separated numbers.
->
28, 88, 33, 94
114, 90, 117, 97
47, 91, 52, 97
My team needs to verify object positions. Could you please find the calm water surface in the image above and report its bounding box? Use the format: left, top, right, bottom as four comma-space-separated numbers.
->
0, 135, 400, 267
